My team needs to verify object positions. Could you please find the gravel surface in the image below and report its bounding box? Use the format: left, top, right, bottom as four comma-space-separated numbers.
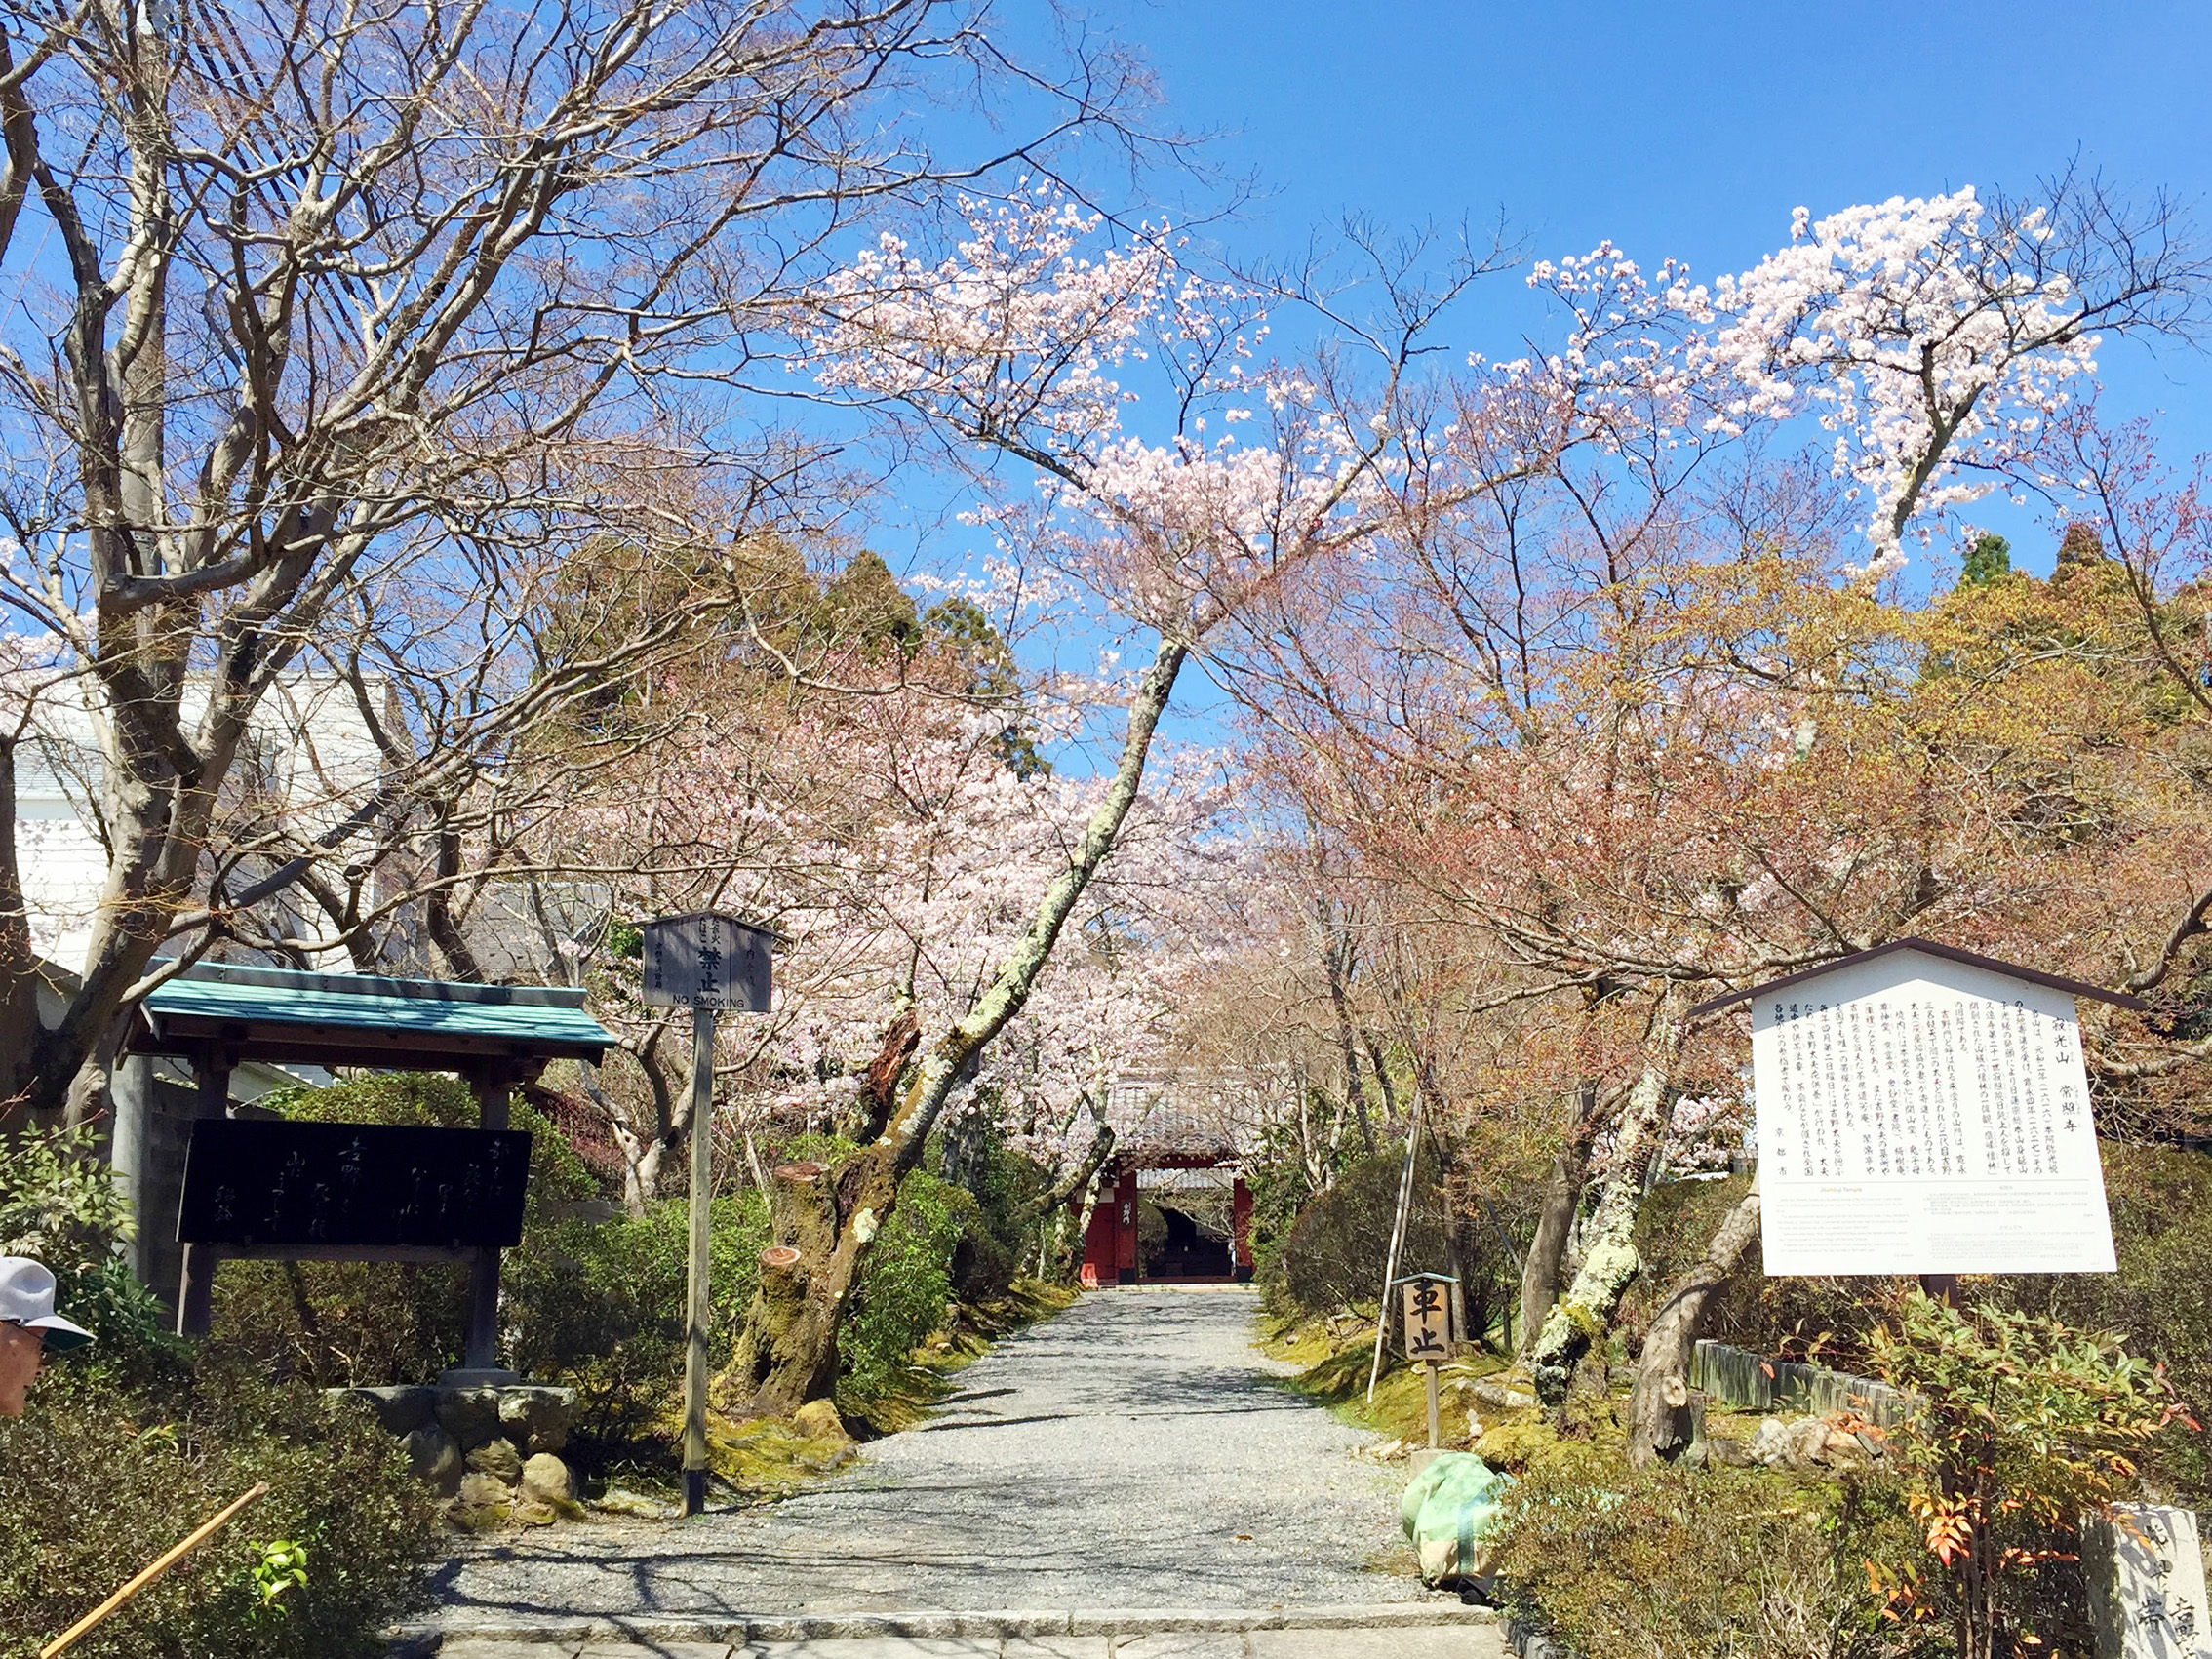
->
426, 1288, 1436, 1628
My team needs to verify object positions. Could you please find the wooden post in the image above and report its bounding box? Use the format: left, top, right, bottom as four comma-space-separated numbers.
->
463, 1066, 513, 1372
1366, 1097, 1425, 1402
1425, 1361, 1442, 1449
175, 1047, 233, 1339
682, 1005, 716, 1517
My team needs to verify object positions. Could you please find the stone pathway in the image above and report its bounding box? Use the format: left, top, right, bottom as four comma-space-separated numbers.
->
403, 1288, 1499, 1656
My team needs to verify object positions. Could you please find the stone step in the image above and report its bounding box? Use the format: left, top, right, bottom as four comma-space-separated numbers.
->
414, 1619, 1504, 1659
394, 1603, 1501, 1657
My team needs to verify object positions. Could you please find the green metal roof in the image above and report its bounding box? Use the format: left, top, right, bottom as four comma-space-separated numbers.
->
140, 963, 612, 1060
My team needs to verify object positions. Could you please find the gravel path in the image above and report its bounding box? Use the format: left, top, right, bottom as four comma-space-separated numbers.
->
425, 1287, 1437, 1629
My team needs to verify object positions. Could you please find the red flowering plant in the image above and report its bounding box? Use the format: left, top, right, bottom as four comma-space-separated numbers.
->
1867, 1290, 2197, 1659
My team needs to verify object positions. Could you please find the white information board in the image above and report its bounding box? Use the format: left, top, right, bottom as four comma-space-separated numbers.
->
1752, 948, 2116, 1275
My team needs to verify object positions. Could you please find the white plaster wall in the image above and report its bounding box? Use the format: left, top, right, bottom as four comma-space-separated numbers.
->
14, 672, 388, 976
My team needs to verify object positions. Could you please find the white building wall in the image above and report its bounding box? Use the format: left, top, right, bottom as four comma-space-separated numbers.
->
15, 673, 388, 977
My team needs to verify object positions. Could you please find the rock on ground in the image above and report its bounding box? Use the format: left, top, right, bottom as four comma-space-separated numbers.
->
424, 1289, 1441, 1629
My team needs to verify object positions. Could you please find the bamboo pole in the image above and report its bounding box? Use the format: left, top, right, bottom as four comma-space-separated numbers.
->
40, 1481, 268, 1659
1365, 1097, 1423, 1403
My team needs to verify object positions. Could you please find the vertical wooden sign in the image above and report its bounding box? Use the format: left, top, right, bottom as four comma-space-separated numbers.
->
1401, 1273, 1452, 1450
1402, 1277, 1451, 1361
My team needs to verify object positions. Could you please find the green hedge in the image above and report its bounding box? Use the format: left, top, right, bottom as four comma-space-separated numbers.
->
0, 1360, 435, 1659
1626, 1143, 2212, 1500
1490, 1444, 1924, 1659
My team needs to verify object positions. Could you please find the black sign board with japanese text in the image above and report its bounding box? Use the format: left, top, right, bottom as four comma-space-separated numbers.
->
177, 1120, 532, 1249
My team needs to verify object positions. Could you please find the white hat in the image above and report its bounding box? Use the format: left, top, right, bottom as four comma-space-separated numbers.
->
0, 1257, 94, 1351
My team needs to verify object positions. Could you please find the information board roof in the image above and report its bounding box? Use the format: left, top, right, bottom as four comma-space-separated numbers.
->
133, 962, 613, 1067
1689, 936, 2147, 1019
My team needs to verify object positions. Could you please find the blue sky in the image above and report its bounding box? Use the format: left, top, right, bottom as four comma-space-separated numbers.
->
1126, 0, 2212, 578
913, 1, 2212, 758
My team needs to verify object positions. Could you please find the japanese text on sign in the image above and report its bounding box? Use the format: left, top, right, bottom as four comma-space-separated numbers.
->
1401, 1278, 1450, 1362
1752, 949, 2115, 1276
2088, 1503, 2212, 1659
642, 913, 773, 1011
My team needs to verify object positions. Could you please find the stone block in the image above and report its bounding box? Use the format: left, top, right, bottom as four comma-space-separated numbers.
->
1111, 1636, 1247, 1659
2086, 1503, 2210, 1659
520, 1451, 573, 1507
592, 1487, 673, 1520
791, 1399, 852, 1442
438, 1643, 583, 1659
500, 1385, 581, 1454
340, 1383, 437, 1434
1254, 1629, 1507, 1659
1002, 1640, 1107, 1659
403, 1423, 462, 1497
438, 1385, 505, 1449
751, 1640, 997, 1659
468, 1437, 525, 1482
458, 1470, 516, 1509
575, 1646, 734, 1659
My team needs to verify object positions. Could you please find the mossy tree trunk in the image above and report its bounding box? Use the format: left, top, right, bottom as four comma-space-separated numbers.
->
1516, 1077, 1601, 1361
1527, 991, 1686, 1410
1624, 1182, 1760, 1465
722, 637, 1189, 1416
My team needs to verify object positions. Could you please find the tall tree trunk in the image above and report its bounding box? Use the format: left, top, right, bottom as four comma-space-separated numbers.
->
1318, 895, 1376, 1156
0, 737, 38, 1130
1517, 1079, 1600, 1361
1031, 1122, 1115, 1279
1528, 991, 1685, 1409
1624, 1183, 1760, 1465
722, 636, 1189, 1415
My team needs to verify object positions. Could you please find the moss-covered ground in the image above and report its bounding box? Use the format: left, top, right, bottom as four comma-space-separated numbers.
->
597, 1279, 1081, 1510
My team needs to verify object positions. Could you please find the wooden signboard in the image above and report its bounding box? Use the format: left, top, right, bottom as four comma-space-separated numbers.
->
177, 1119, 532, 1250
1402, 1275, 1451, 1361
1730, 944, 2121, 1276
641, 912, 775, 1011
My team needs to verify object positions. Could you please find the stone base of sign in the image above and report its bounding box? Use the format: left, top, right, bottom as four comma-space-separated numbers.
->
2086, 1503, 2211, 1659
332, 1382, 579, 1522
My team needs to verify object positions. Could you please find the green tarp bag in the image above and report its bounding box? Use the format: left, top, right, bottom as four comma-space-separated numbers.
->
1401, 1451, 1513, 1587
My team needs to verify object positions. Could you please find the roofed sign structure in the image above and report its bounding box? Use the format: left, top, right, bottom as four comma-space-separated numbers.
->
128, 962, 613, 1369
1694, 939, 2136, 1278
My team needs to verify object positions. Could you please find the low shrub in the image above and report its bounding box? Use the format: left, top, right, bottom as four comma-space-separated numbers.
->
1866, 1292, 2184, 1659
1267, 1146, 1449, 1320
506, 1192, 769, 1450
1989, 1140, 2212, 1500
0, 1359, 436, 1659
0, 1122, 178, 1368
506, 1194, 770, 1450
206, 1072, 597, 1385
1490, 1443, 1924, 1659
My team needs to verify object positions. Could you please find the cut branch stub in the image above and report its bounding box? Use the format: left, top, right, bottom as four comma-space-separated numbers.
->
772, 1162, 826, 1182
761, 1245, 803, 1270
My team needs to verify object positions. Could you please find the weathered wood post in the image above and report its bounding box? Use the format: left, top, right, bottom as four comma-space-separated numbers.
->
175, 1046, 234, 1338
681, 1003, 716, 1518
461, 1063, 516, 1375
1400, 1272, 1455, 1450
641, 912, 778, 1520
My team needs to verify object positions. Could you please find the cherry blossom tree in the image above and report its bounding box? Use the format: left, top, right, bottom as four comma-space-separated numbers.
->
699, 189, 1500, 1411
0, 0, 1161, 1125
